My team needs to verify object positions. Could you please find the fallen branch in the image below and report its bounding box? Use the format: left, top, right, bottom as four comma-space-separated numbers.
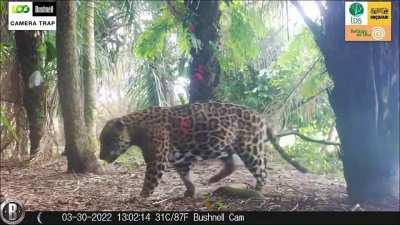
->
289, 84, 332, 113
275, 130, 340, 146
278, 56, 322, 113
269, 138, 309, 173
267, 128, 309, 173
265, 129, 340, 173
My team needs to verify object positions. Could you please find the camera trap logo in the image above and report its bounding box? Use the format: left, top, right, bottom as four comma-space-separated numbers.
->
11, 4, 30, 14
345, 1, 391, 41
8, 1, 56, 30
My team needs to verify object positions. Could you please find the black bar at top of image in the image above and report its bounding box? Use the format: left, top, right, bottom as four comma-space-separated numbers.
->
18, 211, 400, 225
32, 1, 56, 17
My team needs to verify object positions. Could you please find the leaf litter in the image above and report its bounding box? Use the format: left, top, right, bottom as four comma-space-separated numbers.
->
1, 157, 398, 211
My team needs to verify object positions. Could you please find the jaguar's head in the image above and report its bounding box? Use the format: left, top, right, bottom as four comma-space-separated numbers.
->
99, 118, 131, 163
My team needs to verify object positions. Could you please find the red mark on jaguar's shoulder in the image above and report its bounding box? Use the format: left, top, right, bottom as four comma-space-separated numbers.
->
178, 117, 191, 137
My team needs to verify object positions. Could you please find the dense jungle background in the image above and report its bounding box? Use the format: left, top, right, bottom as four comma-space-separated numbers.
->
0, 0, 399, 211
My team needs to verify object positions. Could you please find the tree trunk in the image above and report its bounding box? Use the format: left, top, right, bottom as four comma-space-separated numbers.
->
294, 1, 399, 203
82, 0, 98, 152
186, 0, 221, 103
14, 31, 46, 156
56, 0, 98, 173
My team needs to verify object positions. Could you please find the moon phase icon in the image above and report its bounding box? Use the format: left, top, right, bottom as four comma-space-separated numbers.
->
37, 212, 43, 224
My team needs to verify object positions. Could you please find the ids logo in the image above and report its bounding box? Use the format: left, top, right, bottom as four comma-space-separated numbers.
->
349, 2, 364, 24
345, 1, 391, 41
12, 5, 30, 14
349, 2, 364, 17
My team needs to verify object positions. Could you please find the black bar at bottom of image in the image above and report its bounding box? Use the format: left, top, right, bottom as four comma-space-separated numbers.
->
19, 211, 400, 225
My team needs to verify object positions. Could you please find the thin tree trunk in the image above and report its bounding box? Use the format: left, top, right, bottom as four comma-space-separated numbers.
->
186, 0, 221, 103
293, 1, 399, 203
9, 60, 29, 159
14, 31, 46, 156
82, 0, 98, 152
56, 0, 98, 173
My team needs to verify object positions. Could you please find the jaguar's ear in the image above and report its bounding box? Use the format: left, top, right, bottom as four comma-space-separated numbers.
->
114, 119, 125, 131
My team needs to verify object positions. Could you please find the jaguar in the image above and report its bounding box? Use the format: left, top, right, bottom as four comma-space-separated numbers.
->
99, 102, 275, 197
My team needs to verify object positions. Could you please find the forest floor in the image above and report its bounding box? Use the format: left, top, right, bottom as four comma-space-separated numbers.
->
1, 156, 398, 211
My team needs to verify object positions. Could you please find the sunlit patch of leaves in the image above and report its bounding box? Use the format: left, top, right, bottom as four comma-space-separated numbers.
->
134, 8, 175, 59
217, 26, 340, 174
202, 193, 226, 210
134, 5, 190, 60
114, 146, 143, 172
218, 1, 266, 72
126, 57, 177, 108
0, 42, 13, 65
0, 108, 18, 141
285, 123, 343, 174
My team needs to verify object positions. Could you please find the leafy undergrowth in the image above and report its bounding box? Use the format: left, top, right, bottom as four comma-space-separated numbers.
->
0, 156, 398, 211
112, 147, 144, 172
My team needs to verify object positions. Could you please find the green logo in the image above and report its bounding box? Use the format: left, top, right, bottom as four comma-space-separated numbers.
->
12, 5, 30, 14
349, 3, 364, 17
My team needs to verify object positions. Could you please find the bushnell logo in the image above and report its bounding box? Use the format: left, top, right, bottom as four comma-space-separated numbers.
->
12, 5, 30, 14
0, 200, 25, 225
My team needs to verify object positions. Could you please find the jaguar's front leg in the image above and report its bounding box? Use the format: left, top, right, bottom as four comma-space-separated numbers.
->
140, 161, 165, 197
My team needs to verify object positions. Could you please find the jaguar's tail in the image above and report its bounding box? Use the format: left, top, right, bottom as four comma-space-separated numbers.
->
266, 127, 308, 173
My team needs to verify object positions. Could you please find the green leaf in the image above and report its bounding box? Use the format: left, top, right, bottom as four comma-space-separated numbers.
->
218, 1, 266, 72
177, 25, 191, 56
301, 75, 318, 98
134, 8, 176, 60
45, 41, 57, 64
0, 108, 18, 141
188, 33, 202, 53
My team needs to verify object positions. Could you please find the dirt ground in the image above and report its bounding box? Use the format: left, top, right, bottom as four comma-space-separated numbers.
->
0, 157, 398, 211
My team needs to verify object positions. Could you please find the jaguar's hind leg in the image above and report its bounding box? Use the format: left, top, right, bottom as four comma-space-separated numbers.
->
208, 155, 236, 184
174, 162, 195, 197
236, 146, 267, 190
